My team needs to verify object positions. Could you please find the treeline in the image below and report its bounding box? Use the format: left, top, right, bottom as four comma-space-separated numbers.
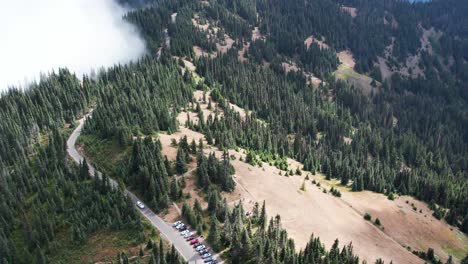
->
142, 239, 185, 264
196, 150, 236, 192
211, 0, 392, 72
83, 57, 193, 143
0, 124, 143, 263
203, 1, 251, 40
122, 138, 171, 212
298, 43, 340, 79
114, 134, 237, 213
125, 0, 342, 78
168, 6, 217, 57
0, 69, 89, 165
194, 51, 468, 232
0, 62, 189, 263
124, 1, 171, 51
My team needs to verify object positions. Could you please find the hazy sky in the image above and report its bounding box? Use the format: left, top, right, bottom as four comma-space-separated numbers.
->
0, 0, 146, 91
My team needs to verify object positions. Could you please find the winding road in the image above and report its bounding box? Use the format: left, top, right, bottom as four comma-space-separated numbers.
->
66, 113, 203, 263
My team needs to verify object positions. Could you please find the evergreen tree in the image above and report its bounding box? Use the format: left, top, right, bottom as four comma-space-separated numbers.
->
207, 215, 222, 252
176, 147, 188, 175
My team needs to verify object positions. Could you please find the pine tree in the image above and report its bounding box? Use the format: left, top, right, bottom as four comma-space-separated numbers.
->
259, 201, 267, 230
207, 215, 222, 252
79, 159, 90, 179
446, 256, 454, 264
34, 246, 45, 264
170, 179, 182, 201
176, 147, 188, 175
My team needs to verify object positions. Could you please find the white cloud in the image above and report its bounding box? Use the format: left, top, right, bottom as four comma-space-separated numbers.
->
0, 0, 146, 91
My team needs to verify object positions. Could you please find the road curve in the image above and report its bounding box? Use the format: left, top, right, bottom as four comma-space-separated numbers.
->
66, 114, 203, 263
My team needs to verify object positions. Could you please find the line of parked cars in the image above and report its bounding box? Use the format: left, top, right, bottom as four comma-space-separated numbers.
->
173, 220, 217, 264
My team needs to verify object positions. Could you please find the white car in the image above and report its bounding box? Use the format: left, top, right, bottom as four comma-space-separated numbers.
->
202, 253, 212, 259
136, 201, 145, 209
181, 230, 190, 235
173, 221, 182, 227
196, 245, 206, 251
183, 232, 193, 238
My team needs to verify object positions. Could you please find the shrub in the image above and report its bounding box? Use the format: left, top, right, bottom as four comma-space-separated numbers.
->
374, 218, 381, 226
364, 213, 372, 221
300, 181, 306, 191
296, 168, 302, 175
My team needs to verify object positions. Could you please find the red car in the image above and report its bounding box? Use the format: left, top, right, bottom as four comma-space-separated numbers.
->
189, 239, 199, 245
186, 236, 195, 241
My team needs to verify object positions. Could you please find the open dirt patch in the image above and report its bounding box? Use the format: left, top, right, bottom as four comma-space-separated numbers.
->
337, 50, 356, 68
341, 191, 468, 262
232, 157, 467, 263
399, 26, 441, 79
341, 6, 358, 18
377, 26, 442, 79
171, 13, 177, 23
335, 50, 378, 96
304, 35, 330, 49
192, 14, 235, 57
252, 27, 263, 41
238, 42, 250, 62
193, 45, 216, 59
377, 56, 393, 80
282, 61, 323, 87
216, 34, 235, 54
232, 161, 423, 263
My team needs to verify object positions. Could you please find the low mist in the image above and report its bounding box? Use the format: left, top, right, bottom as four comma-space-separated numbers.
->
0, 0, 146, 91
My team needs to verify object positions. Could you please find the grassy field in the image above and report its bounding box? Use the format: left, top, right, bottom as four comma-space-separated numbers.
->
48, 219, 160, 264
77, 134, 131, 176
49, 229, 139, 264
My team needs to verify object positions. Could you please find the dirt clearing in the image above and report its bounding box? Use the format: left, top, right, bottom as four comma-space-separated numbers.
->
341, 191, 468, 261
304, 35, 329, 49
282, 61, 323, 87
341, 6, 358, 18
335, 50, 378, 96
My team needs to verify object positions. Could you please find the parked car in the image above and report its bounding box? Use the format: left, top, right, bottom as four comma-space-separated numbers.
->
186, 236, 195, 241
180, 230, 190, 235
202, 253, 212, 259
197, 245, 206, 251
204, 257, 213, 263
183, 232, 193, 238
195, 245, 205, 250
172, 221, 182, 227
198, 249, 208, 255
178, 225, 187, 231
189, 239, 199, 245
175, 223, 185, 229
209, 261, 218, 264
136, 201, 145, 209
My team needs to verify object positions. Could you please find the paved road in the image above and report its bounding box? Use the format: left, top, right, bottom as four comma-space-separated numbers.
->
66, 113, 204, 263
